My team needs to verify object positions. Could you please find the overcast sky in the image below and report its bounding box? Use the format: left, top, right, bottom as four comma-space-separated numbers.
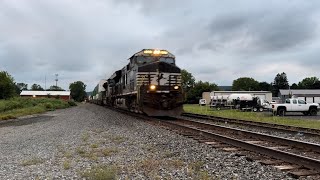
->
1, 0, 320, 91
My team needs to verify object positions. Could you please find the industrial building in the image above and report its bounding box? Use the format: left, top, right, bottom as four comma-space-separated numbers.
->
279, 89, 320, 103
20, 91, 71, 101
202, 91, 272, 104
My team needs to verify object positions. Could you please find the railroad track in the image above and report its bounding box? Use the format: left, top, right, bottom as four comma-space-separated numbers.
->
106, 107, 320, 178
182, 112, 320, 137
156, 118, 320, 178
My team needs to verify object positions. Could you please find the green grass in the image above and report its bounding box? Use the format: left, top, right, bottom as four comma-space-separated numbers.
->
101, 147, 118, 157
110, 136, 127, 144
63, 160, 71, 170
184, 104, 320, 129
81, 165, 117, 180
0, 97, 74, 120
21, 157, 44, 166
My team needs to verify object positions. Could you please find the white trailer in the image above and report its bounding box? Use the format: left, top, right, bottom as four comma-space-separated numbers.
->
210, 93, 270, 111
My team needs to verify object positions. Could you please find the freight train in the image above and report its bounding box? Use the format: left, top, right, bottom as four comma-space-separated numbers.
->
90, 49, 184, 116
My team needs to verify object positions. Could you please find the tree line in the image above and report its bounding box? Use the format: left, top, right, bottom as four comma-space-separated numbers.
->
231, 72, 320, 96
3, 69, 319, 103
182, 70, 320, 103
0, 71, 87, 102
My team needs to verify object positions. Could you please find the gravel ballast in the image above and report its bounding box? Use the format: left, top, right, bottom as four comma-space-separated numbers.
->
0, 104, 308, 179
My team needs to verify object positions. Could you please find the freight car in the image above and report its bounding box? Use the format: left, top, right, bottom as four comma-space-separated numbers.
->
92, 49, 184, 116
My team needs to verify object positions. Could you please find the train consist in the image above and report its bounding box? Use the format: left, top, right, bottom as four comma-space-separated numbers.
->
90, 49, 184, 116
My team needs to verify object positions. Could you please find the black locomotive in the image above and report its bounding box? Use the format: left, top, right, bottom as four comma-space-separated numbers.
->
91, 49, 184, 116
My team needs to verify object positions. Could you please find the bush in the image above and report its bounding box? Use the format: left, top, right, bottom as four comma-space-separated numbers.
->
4, 101, 23, 111
0, 97, 72, 120
68, 101, 77, 106
1, 115, 16, 120
43, 102, 54, 110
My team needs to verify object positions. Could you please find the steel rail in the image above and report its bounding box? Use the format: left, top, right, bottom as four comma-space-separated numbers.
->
175, 119, 320, 153
160, 119, 320, 171
182, 112, 320, 136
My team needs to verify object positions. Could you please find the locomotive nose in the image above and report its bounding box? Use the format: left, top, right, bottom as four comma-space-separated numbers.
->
138, 61, 180, 73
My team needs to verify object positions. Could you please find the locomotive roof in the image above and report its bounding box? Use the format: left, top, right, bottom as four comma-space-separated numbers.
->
129, 49, 175, 59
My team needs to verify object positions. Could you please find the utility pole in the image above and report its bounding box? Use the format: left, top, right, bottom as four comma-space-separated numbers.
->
45, 75, 47, 90
55, 74, 59, 87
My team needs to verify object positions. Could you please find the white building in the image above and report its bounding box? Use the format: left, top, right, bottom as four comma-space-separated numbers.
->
279, 89, 320, 103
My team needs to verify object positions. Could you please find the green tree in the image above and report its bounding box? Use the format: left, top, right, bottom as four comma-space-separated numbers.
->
0, 71, 16, 99
314, 81, 320, 89
69, 81, 87, 102
258, 81, 272, 91
31, 84, 44, 91
272, 72, 289, 96
186, 81, 219, 103
181, 69, 195, 93
298, 77, 320, 89
49, 85, 64, 91
290, 83, 299, 89
15, 82, 28, 94
232, 77, 259, 91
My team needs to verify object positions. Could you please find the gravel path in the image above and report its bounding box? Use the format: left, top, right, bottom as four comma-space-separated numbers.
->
0, 104, 312, 179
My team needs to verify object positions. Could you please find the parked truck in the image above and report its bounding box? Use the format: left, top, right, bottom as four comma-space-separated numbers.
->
210, 94, 270, 111
271, 98, 319, 116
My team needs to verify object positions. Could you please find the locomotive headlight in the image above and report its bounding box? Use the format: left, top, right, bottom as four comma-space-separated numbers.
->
150, 85, 156, 90
153, 50, 160, 55
143, 50, 153, 54
174, 85, 179, 90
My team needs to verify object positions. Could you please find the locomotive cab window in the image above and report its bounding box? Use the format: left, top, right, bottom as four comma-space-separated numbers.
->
160, 57, 175, 64
136, 56, 153, 65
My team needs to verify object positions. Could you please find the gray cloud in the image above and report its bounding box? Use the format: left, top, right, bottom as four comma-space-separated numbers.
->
203, 8, 317, 54
1, 0, 320, 90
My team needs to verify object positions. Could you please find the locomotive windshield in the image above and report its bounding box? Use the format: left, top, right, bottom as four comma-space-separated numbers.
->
136, 56, 153, 64
136, 56, 175, 65
159, 57, 174, 64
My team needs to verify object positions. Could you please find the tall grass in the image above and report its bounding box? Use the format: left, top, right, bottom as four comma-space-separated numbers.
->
0, 97, 75, 120
184, 104, 320, 129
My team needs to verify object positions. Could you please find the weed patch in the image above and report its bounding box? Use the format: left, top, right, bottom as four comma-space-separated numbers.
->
90, 144, 99, 149
101, 148, 118, 157
82, 132, 90, 142
167, 159, 184, 169
76, 147, 86, 155
110, 136, 127, 144
81, 165, 117, 180
63, 160, 71, 170
63, 151, 73, 159
138, 158, 161, 174
21, 157, 44, 166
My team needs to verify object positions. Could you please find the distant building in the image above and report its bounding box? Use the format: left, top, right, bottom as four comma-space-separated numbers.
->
20, 91, 71, 101
202, 91, 272, 104
279, 89, 320, 103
